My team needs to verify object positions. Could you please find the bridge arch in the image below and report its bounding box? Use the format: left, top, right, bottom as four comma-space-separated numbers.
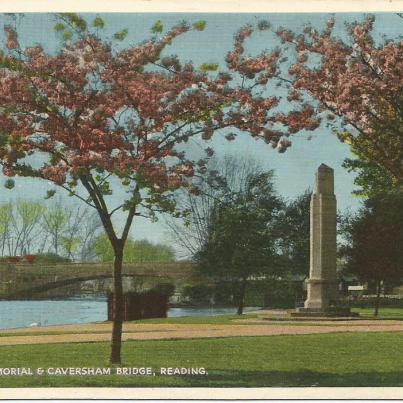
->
0, 261, 199, 299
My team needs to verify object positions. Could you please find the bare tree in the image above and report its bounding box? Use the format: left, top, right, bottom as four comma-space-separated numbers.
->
42, 200, 102, 261
0, 203, 12, 256
166, 155, 266, 259
66, 207, 102, 262
41, 199, 67, 256
10, 201, 45, 255
0, 198, 102, 260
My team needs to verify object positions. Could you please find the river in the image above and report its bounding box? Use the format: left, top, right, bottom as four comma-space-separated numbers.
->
0, 299, 259, 330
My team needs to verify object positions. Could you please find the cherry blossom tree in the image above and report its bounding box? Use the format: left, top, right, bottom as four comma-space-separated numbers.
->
275, 14, 403, 186
0, 13, 319, 363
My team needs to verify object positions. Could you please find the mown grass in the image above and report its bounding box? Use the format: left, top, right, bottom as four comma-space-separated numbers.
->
352, 307, 403, 320
0, 332, 403, 387
132, 313, 258, 324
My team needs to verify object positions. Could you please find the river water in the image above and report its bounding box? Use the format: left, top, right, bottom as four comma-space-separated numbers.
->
0, 299, 259, 330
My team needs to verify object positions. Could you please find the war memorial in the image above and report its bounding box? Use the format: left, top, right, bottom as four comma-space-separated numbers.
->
293, 164, 355, 317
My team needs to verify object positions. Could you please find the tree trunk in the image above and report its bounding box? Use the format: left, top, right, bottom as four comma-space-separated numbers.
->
237, 277, 248, 315
110, 242, 124, 364
374, 280, 382, 317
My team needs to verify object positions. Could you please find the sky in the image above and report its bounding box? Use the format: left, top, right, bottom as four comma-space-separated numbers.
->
0, 12, 401, 253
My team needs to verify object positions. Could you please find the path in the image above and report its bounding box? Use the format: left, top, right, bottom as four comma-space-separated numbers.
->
0, 319, 403, 345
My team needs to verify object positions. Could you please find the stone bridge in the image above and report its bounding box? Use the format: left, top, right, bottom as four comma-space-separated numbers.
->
0, 261, 198, 299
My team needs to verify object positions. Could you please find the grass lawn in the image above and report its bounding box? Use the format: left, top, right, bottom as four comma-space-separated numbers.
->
0, 332, 403, 387
137, 308, 403, 323
352, 307, 403, 320
133, 313, 258, 324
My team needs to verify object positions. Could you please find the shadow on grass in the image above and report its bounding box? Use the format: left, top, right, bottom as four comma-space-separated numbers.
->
179, 369, 403, 387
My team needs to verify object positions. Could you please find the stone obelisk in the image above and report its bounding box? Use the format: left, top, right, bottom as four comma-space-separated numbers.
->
303, 163, 338, 311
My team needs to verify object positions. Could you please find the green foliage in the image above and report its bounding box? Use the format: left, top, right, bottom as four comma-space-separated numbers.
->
263, 280, 302, 308
182, 284, 214, 306
43, 204, 67, 232
95, 233, 175, 263
17, 200, 45, 227
195, 170, 284, 313
343, 155, 399, 198
152, 282, 175, 297
45, 189, 57, 199
93, 16, 105, 29
54, 23, 65, 32
193, 20, 206, 31
275, 190, 311, 276
60, 236, 81, 255
340, 192, 403, 285
199, 63, 219, 73
98, 181, 112, 195
257, 20, 270, 30
94, 233, 114, 262
60, 13, 87, 32
4, 178, 15, 189
196, 171, 283, 282
151, 20, 163, 33
114, 28, 128, 41
63, 31, 73, 41
0, 202, 12, 235
35, 253, 71, 264
213, 281, 236, 306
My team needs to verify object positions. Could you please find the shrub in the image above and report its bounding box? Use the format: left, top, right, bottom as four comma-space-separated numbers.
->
182, 284, 214, 306
152, 282, 175, 298
35, 253, 71, 264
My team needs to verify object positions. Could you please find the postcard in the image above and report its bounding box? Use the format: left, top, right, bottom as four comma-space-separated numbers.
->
0, 0, 402, 400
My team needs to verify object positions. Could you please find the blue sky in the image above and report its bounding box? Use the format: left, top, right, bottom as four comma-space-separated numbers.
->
0, 12, 400, 251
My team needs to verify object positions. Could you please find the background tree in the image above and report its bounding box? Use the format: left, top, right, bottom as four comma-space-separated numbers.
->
342, 150, 402, 199
195, 171, 283, 314
2, 200, 44, 256
76, 209, 103, 262
42, 202, 102, 261
166, 155, 265, 258
340, 193, 403, 316
0, 202, 12, 256
41, 200, 67, 256
95, 234, 175, 263
169, 158, 311, 308
0, 199, 101, 261
0, 13, 320, 363
275, 190, 311, 277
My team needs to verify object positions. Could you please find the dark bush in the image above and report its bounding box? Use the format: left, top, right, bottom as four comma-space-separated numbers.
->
152, 282, 175, 298
263, 280, 303, 309
35, 253, 71, 264
213, 281, 236, 306
182, 284, 214, 306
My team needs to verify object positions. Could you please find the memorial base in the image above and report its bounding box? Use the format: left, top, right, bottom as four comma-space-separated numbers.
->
291, 307, 359, 318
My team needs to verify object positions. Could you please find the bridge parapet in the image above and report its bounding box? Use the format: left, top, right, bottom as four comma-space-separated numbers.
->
0, 261, 198, 299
